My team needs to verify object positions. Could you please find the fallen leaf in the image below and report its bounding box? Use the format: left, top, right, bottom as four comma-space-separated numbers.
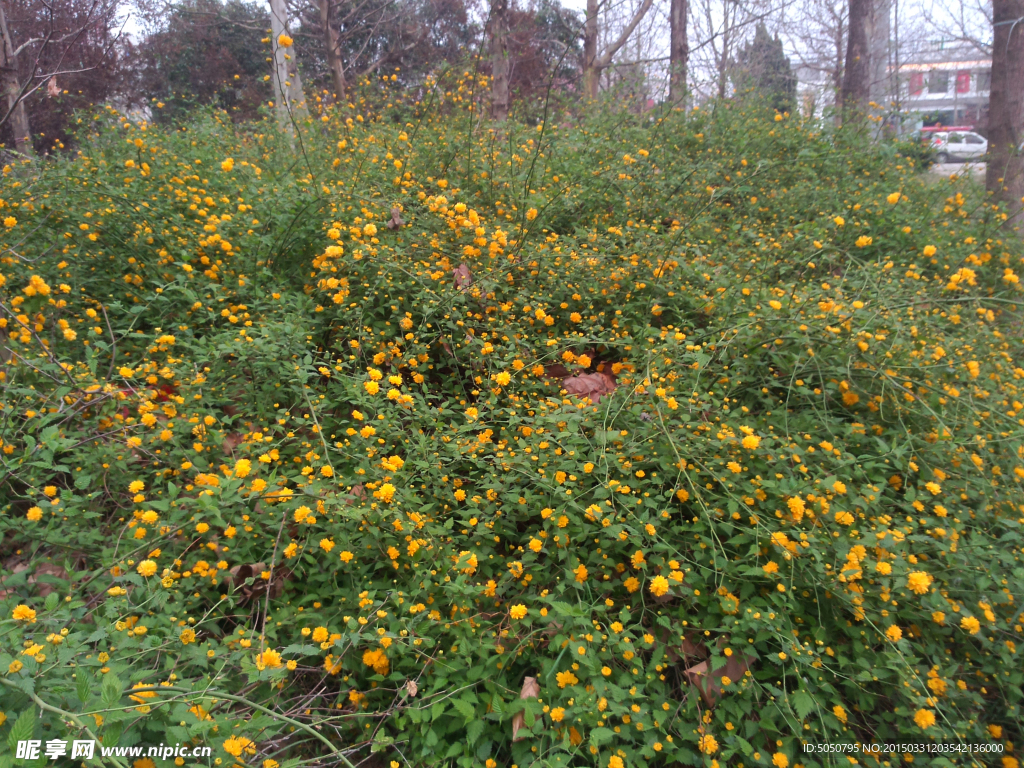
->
30, 563, 69, 598
543, 364, 571, 379
404, 679, 418, 697
386, 206, 405, 230
562, 372, 617, 404
453, 263, 472, 291
47, 77, 59, 98
684, 652, 754, 707
511, 676, 540, 741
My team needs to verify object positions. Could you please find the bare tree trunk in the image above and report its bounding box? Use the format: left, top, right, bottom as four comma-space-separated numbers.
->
986, 0, 1024, 228
489, 0, 509, 120
832, 22, 845, 125
318, 0, 346, 101
716, 2, 730, 99
0, 0, 32, 156
268, 0, 308, 132
583, 0, 599, 99
668, 0, 688, 104
583, 0, 654, 100
841, 0, 870, 124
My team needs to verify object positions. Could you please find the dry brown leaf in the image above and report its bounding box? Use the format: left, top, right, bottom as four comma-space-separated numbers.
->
227, 563, 290, 603
30, 563, 69, 598
543, 364, 571, 379
453, 263, 472, 291
222, 432, 243, 456
684, 652, 754, 707
386, 207, 405, 230
47, 77, 59, 98
562, 372, 617, 404
345, 484, 365, 505
404, 679, 418, 697
511, 676, 540, 742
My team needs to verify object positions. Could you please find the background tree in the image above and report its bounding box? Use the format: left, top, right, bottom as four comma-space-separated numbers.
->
733, 21, 795, 111
985, 0, 1023, 227
668, 0, 688, 103
582, 0, 655, 99
133, 0, 270, 123
840, 0, 870, 122
490, 0, 509, 120
0, 0, 123, 155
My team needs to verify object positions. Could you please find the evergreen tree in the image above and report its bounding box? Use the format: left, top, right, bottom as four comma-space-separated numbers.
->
732, 23, 796, 114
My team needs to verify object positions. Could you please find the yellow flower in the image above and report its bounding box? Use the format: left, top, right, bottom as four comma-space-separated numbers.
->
773, 753, 789, 768
12, 605, 37, 623
526, 208, 538, 221
3, 216, 16, 227
26, 506, 43, 521
374, 483, 395, 502
221, 158, 234, 172
925, 482, 941, 495
549, 707, 565, 722
886, 625, 903, 642
277, 33, 293, 47
741, 435, 760, 450
923, 245, 937, 257
137, 560, 157, 577
234, 458, 252, 477
256, 649, 283, 669
769, 300, 782, 310
855, 235, 872, 247
698, 734, 718, 754
960, 616, 981, 634
833, 216, 845, 226
510, 604, 527, 620
832, 480, 846, 494
128, 480, 145, 494
222, 736, 253, 757
494, 371, 511, 386
886, 192, 901, 204
555, 670, 578, 688
180, 628, 196, 644
320, 538, 335, 553
340, 551, 354, 562
907, 571, 933, 595
833, 705, 847, 723
648, 575, 669, 597
364, 380, 380, 395
913, 709, 936, 729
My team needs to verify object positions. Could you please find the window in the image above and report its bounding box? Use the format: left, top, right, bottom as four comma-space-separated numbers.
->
929, 71, 949, 94
965, 134, 985, 145
977, 70, 991, 91
948, 133, 964, 144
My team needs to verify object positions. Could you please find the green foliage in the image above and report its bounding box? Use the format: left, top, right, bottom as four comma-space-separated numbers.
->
1, 79, 1023, 768
733, 23, 797, 114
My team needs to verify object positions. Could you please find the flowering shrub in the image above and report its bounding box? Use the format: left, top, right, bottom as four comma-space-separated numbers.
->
1, 86, 1023, 768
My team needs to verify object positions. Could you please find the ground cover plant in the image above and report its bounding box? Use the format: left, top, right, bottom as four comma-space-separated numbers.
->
1, 78, 1023, 768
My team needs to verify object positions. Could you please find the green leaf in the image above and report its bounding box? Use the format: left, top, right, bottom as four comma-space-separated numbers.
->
466, 719, 485, 745
7, 709, 36, 752
452, 698, 475, 721
77, 674, 91, 705
791, 690, 816, 720
589, 727, 614, 746
101, 673, 123, 708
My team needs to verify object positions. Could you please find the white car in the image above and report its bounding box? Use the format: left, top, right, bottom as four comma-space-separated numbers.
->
929, 131, 987, 163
